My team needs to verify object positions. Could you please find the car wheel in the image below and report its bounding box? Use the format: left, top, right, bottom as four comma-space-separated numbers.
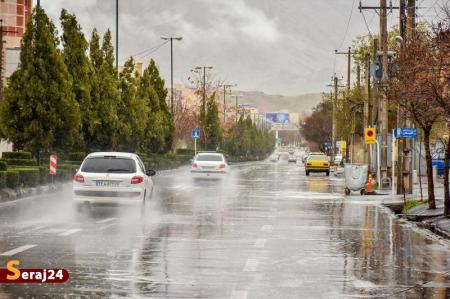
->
345, 188, 351, 195
326, 171, 330, 176
306, 171, 310, 176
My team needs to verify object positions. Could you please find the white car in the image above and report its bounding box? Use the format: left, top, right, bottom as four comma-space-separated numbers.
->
72, 152, 155, 209
191, 152, 229, 178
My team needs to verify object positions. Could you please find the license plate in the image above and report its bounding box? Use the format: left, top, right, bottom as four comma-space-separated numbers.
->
202, 166, 215, 169
95, 180, 120, 187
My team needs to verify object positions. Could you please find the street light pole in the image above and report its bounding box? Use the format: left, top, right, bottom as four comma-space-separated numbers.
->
219, 83, 236, 123
116, 0, 118, 77
161, 36, 182, 115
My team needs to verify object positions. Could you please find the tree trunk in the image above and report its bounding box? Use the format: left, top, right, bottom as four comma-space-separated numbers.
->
423, 130, 436, 209
445, 132, 450, 216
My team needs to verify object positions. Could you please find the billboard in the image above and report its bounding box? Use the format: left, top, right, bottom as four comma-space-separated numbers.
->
265, 112, 290, 123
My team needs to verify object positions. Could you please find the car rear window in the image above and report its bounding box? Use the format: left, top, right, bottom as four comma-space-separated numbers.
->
308, 155, 328, 161
81, 157, 136, 173
196, 154, 223, 162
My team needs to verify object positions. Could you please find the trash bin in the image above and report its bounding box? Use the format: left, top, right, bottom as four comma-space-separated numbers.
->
344, 163, 368, 195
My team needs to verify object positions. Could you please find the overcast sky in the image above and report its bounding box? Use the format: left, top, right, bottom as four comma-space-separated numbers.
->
38, 0, 443, 96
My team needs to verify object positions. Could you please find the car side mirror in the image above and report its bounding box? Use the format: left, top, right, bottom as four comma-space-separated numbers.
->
146, 169, 156, 176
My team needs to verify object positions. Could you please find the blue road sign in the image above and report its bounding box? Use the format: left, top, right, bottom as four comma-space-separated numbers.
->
393, 128, 417, 138
192, 129, 200, 139
323, 141, 332, 147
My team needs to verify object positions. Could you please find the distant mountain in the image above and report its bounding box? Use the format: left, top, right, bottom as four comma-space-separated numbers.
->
238, 91, 322, 116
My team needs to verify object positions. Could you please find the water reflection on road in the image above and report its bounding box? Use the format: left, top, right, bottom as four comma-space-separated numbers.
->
0, 160, 449, 298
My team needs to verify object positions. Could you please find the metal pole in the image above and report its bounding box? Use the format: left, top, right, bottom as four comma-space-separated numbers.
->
332, 76, 338, 164
37, 0, 40, 7
170, 38, 174, 115
380, 0, 389, 181
347, 47, 351, 90
194, 138, 197, 156
223, 85, 226, 123
115, 0, 119, 77
235, 95, 238, 122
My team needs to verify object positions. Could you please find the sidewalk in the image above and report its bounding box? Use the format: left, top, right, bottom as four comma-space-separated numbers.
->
377, 177, 450, 239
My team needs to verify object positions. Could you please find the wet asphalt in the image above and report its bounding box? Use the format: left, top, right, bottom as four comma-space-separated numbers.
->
0, 159, 450, 298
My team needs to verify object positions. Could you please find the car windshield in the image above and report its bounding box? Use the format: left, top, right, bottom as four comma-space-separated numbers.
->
196, 154, 223, 162
308, 155, 328, 161
81, 157, 136, 173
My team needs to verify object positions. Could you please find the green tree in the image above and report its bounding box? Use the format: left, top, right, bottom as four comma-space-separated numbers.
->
204, 93, 222, 150
146, 59, 174, 152
60, 9, 92, 150
0, 7, 80, 160
117, 57, 149, 151
139, 62, 165, 153
87, 29, 120, 150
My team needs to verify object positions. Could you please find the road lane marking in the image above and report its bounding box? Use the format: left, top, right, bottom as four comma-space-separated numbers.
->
230, 290, 248, 299
1, 244, 36, 256
243, 259, 259, 272
58, 229, 82, 236
261, 225, 273, 232
95, 217, 117, 224
254, 239, 266, 248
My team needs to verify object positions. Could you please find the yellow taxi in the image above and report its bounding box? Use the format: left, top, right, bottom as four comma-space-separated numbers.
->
305, 153, 330, 176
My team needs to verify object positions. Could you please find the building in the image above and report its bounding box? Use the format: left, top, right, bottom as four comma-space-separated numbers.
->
0, 0, 32, 154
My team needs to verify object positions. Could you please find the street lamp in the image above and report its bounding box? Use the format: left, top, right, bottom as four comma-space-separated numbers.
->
231, 94, 243, 123
161, 36, 183, 115
194, 65, 213, 118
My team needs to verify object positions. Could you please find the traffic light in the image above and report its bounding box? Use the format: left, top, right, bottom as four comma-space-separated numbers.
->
364, 128, 376, 144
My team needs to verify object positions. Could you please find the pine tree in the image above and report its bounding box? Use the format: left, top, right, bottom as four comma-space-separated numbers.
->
0, 7, 80, 160
138, 63, 165, 153
146, 59, 174, 152
87, 29, 120, 150
204, 93, 222, 151
117, 57, 149, 151
60, 9, 91, 150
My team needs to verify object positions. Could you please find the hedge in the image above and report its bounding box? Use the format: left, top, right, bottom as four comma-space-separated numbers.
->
16, 168, 39, 187
67, 152, 86, 162
0, 171, 6, 189
6, 171, 19, 189
2, 151, 32, 160
0, 161, 7, 171
176, 148, 195, 156
2, 159, 37, 166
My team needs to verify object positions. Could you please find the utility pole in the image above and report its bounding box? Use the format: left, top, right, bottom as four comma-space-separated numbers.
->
403, 0, 416, 194
364, 53, 371, 164
379, 0, 389, 182
333, 76, 338, 163
116, 0, 118, 77
219, 83, 236, 123
161, 36, 183, 115
335, 47, 353, 91
194, 65, 213, 148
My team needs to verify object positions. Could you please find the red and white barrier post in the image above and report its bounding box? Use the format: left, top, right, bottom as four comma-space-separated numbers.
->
49, 154, 57, 184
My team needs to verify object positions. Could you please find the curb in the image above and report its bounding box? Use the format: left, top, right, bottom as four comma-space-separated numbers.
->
0, 182, 70, 204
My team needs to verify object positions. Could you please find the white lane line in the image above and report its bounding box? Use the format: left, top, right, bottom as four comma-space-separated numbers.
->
261, 225, 273, 232
95, 217, 116, 224
243, 259, 259, 272
254, 239, 267, 248
1, 244, 36, 256
58, 229, 82, 236
230, 290, 248, 299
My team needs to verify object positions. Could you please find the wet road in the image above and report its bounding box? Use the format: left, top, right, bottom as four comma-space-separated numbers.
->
0, 161, 450, 298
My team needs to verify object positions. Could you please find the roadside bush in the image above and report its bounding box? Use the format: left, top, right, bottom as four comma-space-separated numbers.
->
176, 148, 195, 156
0, 171, 6, 189
67, 152, 86, 162
0, 161, 7, 171
2, 159, 37, 166
2, 151, 32, 160
15, 168, 39, 187
6, 171, 19, 189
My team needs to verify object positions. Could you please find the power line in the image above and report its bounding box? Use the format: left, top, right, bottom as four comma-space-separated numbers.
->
338, 0, 357, 50
361, 10, 373, 35
123, 40, 170, 63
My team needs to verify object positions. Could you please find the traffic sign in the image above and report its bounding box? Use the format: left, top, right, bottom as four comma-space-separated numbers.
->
192, 129, 200, 139
364, 128, 376, 144
340, 140, 347, 151
393, 127, 417, 138
49, 154, 57, 175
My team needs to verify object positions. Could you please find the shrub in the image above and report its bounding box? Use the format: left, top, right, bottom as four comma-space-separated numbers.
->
0, 171, 6, 189
176, 148, 195, 156
403, 200, 428, 213
15, 168, 39, 187
2, 151, 32, 160
6, 171, 19, 189
2, 159, 37, 166
38, 166, 51, 184
67, 152, 86, 162
0, 161, 7, 171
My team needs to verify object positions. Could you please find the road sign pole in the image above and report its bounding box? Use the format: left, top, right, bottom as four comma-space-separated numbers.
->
195, 138, 197, 156
376, 140, 381, 189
